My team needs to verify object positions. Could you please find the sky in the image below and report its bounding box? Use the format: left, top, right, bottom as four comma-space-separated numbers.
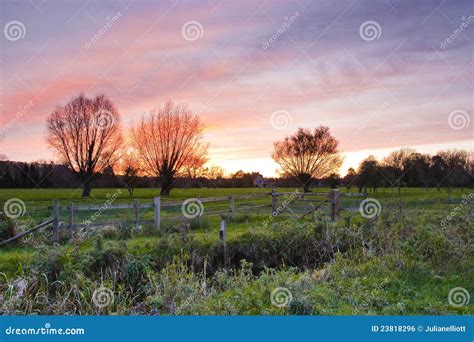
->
0, 0, 473, 177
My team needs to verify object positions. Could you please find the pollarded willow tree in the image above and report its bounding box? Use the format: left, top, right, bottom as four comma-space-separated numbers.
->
131, 100, 208, 195
272, 126, 343, 192
46, 93, 123, 197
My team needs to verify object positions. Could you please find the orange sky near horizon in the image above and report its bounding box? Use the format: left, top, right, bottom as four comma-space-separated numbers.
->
0, 1, 472, 177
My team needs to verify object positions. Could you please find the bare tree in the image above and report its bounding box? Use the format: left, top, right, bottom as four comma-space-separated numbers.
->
436, 149, 470, 191
272, 127, 343, 192
46, 93, 123, 197
382, 148, 416, 190
131, 100, 208, 195
116, 147, 142, 196
205, 165, 225, 181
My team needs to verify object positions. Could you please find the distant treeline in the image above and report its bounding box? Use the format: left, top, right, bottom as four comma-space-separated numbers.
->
0, 148, 472, 191
0, 161, 292, 189
343, 148, 473, 191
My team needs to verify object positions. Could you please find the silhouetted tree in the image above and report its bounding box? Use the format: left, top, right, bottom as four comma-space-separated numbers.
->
356, 156, 382, 192
272, 127, 343, 192
343, 167, 357, 189
131, 100, 208, 196
382, 148, 415, 191
436, 149, 470, 191
116, 148, 142, 196
46, 93, 123, 196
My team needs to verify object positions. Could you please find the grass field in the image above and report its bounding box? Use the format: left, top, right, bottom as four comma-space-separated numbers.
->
0, 186, 470, 223
0, 187, 472, 315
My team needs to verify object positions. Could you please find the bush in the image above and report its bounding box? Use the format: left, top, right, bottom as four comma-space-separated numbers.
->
0, 212, 15, 242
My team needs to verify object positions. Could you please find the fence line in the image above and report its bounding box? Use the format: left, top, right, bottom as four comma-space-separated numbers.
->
1, 189, 364, 246
0, 218, 54, 247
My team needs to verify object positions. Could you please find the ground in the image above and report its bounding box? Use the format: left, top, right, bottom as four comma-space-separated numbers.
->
0, 187, 472, 315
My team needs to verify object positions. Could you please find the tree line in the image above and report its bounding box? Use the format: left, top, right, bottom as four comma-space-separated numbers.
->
1, 93, 472, 195
344, 148, 473, 192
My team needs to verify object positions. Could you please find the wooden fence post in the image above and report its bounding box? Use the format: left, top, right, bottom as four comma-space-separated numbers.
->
68, 203, 74, 241
271, 188, 277, 216
219, 219, 227, 241
220, 219, 227, 265
154, 197, 161, 229
330, 189, 341, 222
230, 194, 235, 219
134, 199, 140, 231
197, 195, 201, 227
52, 200, 59, 245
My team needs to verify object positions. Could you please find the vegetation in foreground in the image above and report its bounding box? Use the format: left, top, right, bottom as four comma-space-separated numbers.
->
0, 200, 472, 315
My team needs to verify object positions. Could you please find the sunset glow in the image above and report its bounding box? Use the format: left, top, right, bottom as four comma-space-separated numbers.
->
1, 0, 472, 175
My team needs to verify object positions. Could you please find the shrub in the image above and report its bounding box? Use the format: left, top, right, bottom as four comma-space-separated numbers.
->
0, 212, 15, 242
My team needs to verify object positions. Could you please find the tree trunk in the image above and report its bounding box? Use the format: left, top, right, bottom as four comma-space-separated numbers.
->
82, 181, 92, 197
297, 173, 312, 193
160, 173, 174, 196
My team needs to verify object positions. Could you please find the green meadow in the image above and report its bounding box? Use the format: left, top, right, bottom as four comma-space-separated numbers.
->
0, 187, 472, 315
